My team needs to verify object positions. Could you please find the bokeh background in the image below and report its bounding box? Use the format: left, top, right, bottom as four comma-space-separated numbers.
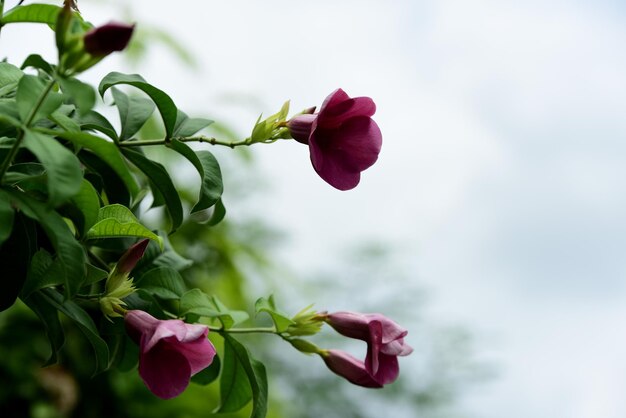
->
3, 1, 626, 417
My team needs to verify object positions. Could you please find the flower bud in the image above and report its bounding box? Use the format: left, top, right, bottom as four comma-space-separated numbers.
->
83, 22, 135, 57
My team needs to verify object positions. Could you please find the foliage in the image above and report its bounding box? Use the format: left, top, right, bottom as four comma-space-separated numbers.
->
0, 2, 415, 417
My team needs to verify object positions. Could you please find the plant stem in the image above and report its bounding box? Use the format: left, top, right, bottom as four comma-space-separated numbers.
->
0, 78, 56, 183
118, 136, 251, 149
208, 325, 278, 334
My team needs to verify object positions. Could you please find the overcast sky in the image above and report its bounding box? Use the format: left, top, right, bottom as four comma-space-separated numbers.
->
4, 1, 626, 417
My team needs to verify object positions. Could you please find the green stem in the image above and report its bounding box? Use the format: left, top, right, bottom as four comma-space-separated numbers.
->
0, 78, 56, 183
208, 325, 278, 335
118, 136, 252, 149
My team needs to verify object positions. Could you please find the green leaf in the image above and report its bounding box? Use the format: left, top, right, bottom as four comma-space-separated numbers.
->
219, 334, 268, 418
1, 4, 61, 25
136, 266, 185, 300
121, 148, 183, 232
167, 139, 223, 213
54, 131, 138, 198
50, 110, 80, 132
0, 195, 15, 246
22, 129, 82, 207
132, 232, 192, 277
57, 76, 96, 115
255, 295, 295, 333
0, 212, 36, 311
67, 179, 100, 236
21, 249, 64, 298
85, 263, 108, 285
86, 204, 161, 245
4, 189, 87, 298
218, 337, 252, 413
78, 111, 119, 141
0, 62, 23, 98
110, 87, 156, 140
180, 289, 220, 317
211, 296, 249, 329
206, 198, 226, 226
23, 291, 65, 365
173, 111, 213, 137
99, 72, 177, 137
16, 75, 63, 124
40, 288, 110, 374
191, 354, 221, 386
21, 54, 54, 74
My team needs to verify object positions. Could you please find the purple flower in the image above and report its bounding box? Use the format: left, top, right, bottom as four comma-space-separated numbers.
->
125, 310, 216, 399
287, 89, 382, 190
321, 349, 383, 388
83, 22, 135, 57
324, 311, 413, 385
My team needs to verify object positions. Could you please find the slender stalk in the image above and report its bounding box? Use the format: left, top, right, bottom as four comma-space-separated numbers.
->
118, 136, 252, 149
208, 325, 278, 335
0, 78, 56, 182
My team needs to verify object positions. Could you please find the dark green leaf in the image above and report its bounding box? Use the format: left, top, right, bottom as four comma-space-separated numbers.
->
23, 291, 65, 365
16, 75, 63, 124
85, 263, 108, 285
67, 179, 100, 236
54, 131, 139, 198
4, 189, 87, 298
99, 72, 177, 137
21, 249, 64, 298
111, 87, 155, 140
220, 334, 268, 418
136, 266, 185, 299
40, 288, 110, 374
167, 139, 223, 213
218, 337, 252, 413
191, 353, 221, 386
0, 212, 36, 311
206, 198, 226, 226
132, 232, 192, 277
22, 129, 82, 207
122, 148, 183, 232
180, 289, 220, 317
0, 195, 15, 245
1, 4, 61, 25
57, 76, 96, 115
78, 110, 118, 141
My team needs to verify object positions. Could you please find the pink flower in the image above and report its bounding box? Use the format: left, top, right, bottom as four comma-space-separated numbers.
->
125, 310, 216, 399
321, 349, 383, 388
83, 22, 135, 57
287, 89, 382, 190
324, 311, 412, 385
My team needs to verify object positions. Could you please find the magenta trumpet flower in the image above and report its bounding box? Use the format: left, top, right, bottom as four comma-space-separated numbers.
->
125, 310, 216, 399
324, 311, 412, 385
287, 89, 382, 190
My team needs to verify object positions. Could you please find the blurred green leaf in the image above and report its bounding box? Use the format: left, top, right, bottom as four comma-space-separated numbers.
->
21, 54, 54, 74
136, 266, 186, 300
111, 87, 155, 140
57, 76, 96, 115
23, 291, 65, 365
122, 148, 183, 232
0, 62, 23, 98
78, 110, 119, 141
1, 4, 61, 25
4, 189, 87, 298
167, 139, 223, 213
16, 75, 63, 124
0, 196, 15, 246
180, 289, 219, 317
211, 296, 249, 329
206, 197, 226, 226
22, 129, 82, 207
40, 288, 110, 375
173, 111, 213, 137
99, 72, 177, 137
0, 212, 36, 311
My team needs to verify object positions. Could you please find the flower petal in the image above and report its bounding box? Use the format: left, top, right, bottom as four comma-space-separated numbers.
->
142, 319, 189, 352
172, 333, 217, 375
381, 338, 414, 356
323, 349, 383, 388
371, 353, 399, 385
139, 343, 192, 399
318, 89, 376, 128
